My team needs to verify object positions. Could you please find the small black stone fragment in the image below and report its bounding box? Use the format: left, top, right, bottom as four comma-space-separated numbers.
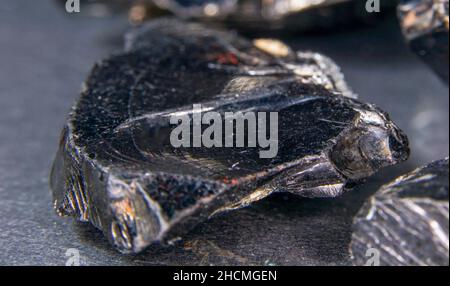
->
398, 0, 449, 83
351, 158, 449, 266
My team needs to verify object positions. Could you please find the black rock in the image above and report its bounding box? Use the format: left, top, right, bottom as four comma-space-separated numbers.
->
351, 158, 449, 266
398, 0, 449, 83
50, 19, 409, 253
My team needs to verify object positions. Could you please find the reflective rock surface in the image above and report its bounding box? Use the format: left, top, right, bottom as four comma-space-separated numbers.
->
398, 0, 449, 83
351, 158, 449, 266
50, 19, 409, 253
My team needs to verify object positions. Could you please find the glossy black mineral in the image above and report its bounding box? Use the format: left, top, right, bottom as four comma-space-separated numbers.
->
398, 0, 449, 83
351, 158, 449, 266
50, 19, 409, 253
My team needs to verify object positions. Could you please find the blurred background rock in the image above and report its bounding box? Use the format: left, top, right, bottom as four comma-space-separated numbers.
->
56, 0, 399, 33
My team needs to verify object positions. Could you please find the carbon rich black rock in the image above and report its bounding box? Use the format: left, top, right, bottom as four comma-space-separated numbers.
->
50, 19, 409, 253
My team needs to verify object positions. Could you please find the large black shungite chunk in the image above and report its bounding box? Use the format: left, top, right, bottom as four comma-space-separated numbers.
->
351, 158, 449, 266
398, 0, 449, 83
50, 19, 409, 253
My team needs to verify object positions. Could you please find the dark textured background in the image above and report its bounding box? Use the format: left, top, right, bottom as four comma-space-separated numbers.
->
0, 0, 448, 265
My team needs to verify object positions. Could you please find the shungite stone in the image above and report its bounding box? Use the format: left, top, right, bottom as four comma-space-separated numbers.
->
50, 19, 409, 253
398, 0, 449, 83
351, 158, 449, 266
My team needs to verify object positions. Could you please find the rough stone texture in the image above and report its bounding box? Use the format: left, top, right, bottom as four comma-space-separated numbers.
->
398, 0, 449, 83
0, 0, 447, 265
50, 19, 409, 253
351, 158, 449, 266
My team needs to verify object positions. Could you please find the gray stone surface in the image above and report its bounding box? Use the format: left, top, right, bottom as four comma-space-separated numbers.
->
0, 0, 448, 265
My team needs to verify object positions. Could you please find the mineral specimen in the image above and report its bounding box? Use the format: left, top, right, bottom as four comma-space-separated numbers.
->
50, 19, 409, 253
398, 0, 449, 83
351, 158, 449, 266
